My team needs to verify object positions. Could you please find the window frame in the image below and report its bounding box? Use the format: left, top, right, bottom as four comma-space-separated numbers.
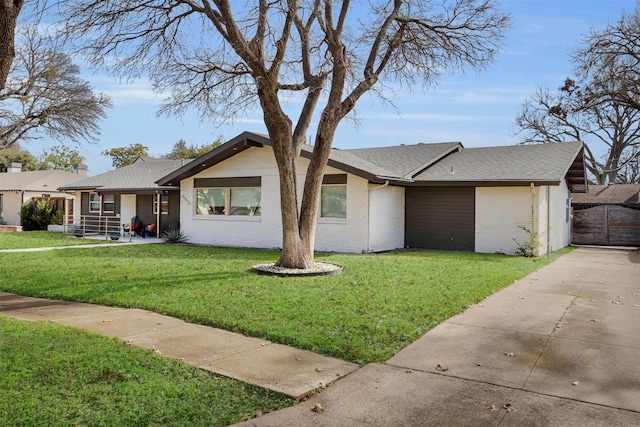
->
195, 187, 261, 217
153, 193, 169, 215
319, 174, 347, 220
320, 184, 347, 219
102, 194, 115, 214
194, 177, 261, 218
88, 192, 100, 213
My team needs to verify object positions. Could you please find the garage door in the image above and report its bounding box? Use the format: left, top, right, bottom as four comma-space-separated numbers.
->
405, 187, 475, 251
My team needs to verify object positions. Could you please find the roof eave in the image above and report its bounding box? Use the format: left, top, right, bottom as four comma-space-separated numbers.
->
57, 185, 103, 191
561, 143, 588, 193
156, 132, 270, 186
407, 179, 562, 187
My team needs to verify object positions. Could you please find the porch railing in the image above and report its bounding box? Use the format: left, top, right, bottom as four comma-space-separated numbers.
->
75, 215, 123, 240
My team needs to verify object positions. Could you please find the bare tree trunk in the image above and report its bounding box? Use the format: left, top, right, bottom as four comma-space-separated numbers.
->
274, 132, 314, 269
0, 0, 23, 91
256, 78, 315, 269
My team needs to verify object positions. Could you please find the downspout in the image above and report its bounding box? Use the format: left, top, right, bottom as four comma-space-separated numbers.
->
367, 180, 390, 252
546, 186, 551, 255
530, 183, 536, 255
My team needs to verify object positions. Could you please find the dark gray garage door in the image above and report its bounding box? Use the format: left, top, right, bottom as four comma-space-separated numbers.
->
405, 187, 475, 251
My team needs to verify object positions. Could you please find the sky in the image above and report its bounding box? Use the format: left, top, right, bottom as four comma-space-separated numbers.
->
22, 0, 639, 176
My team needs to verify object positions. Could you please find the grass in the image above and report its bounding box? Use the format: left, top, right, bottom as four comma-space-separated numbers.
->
0, 242, 572, 364
0, 231, 118, 250
0, 316, 292, 426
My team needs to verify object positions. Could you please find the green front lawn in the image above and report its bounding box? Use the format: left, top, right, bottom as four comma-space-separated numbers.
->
0, 244, 570, 364
0, 230, 118, 249
0, 316, 292, 426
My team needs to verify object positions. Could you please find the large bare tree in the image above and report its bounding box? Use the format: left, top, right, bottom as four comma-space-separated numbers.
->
516, 5, 640, 185
59, 0, 510, 268
576, 4, 640, 112
516, 76, 640, 184
0, 25, 112, 149
0, 0, 24, 91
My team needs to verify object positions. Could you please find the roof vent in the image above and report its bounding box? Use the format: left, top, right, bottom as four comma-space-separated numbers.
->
451, 166, 455, 174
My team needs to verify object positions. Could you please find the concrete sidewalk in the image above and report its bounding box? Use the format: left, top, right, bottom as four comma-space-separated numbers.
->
0, 235, 164, 253
234, 247, 640, 426
0, 292, 358, 399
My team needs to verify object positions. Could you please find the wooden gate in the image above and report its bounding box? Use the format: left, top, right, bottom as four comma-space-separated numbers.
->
572, 205, 640, 246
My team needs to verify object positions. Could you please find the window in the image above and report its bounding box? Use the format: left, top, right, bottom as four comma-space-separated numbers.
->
321, 185, 346, 219
0, 194, 3, 220
153, 193, 169, 214
196, 187, 260, 216
102, 194, 115, 213
194, 177, 261, 217
196, 188, 226, 215
230, 188, 261, 215
320, 174, 347, 219
89, 192, 100, 213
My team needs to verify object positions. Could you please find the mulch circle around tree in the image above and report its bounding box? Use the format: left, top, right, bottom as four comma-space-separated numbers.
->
251, 262, 343, 277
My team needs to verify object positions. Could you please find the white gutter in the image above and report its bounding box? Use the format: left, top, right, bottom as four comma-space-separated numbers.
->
547, 186, 551, 255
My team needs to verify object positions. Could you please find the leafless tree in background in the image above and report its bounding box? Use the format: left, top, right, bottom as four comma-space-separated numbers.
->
576, 5, 640, 112
516, 5, 640, 185
515, 76, 640, 184
0, 25, 112, 149
58, 0, 510, 268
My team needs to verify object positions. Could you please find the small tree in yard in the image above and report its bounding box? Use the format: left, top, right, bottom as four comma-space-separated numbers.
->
58, 0, 510, 268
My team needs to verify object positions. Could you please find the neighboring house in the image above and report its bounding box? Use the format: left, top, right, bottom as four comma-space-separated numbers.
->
0, 162, 86, 226
157, 132, 587, 255
58, 157, 191, 236
571, 184, 640, 246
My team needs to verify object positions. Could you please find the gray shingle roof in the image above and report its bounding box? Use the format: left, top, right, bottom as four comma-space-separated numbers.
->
59, 157, 191, 191
413, 142, 584, 184
572, 184, 640, 205
156, 132, 586, 191
339, 142, 462, 178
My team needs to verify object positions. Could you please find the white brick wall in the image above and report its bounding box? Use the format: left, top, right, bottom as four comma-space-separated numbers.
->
476, 185, 572, 255
475, 186, 540, 255
178, 145, 376, 253
368, 184, 405, 252
548, 181, 571, 252
315, 173, 371, 253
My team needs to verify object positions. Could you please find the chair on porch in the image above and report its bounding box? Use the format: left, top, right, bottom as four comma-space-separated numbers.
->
131, 215, 145, 237
145, 223, 156, 237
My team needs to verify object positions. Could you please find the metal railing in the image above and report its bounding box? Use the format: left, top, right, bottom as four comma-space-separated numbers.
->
75, 215, 123, 240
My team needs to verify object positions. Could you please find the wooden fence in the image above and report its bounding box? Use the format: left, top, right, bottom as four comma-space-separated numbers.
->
572, 205, 640, 246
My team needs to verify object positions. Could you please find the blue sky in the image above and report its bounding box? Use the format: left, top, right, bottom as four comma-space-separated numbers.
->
23, 0, 638, 175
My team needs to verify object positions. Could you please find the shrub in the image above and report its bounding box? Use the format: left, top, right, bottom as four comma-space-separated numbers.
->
52, 210, 64, 225
20, 199, 57, 231
161, 226, 188, 244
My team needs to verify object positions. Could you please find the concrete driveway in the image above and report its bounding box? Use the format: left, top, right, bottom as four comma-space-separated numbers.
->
236, 247, 640, 426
